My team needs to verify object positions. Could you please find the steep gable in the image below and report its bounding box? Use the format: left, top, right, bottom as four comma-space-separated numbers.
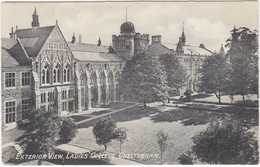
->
16, 25, 55, 57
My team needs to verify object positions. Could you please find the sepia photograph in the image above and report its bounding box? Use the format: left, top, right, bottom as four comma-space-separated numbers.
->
1, 0, 259, 165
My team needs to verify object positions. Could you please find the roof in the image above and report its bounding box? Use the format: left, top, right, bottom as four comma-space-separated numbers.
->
183, 45, 212, 56
148, 42, 175, 57
68, 42, 124, 62
1, 38, 30, 67
16, 25, 55, 57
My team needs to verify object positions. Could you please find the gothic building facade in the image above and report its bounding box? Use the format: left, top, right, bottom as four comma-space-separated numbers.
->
148, 27, 217, 94
1, 8, 124, 130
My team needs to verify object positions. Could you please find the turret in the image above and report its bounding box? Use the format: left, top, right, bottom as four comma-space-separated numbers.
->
219, 44, 225, 55
97, 37, 101, 46
71, 33, 76, 44
31, 7, 40, 28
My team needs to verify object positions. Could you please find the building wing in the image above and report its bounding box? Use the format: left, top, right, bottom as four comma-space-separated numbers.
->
68, 43, 124, 62
1, 38, 30, 67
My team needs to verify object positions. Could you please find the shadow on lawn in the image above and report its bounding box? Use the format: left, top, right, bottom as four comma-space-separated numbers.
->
77, 105, 160, 129
151, 104, 258, 127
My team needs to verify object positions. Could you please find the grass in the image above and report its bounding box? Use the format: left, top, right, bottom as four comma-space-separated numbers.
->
70, 115, 91, 122
72, 103, 258, 165
2, 146, 18, 164
89, 110, 111, 116
2, 128, 24, 145
101, 102, 135, 110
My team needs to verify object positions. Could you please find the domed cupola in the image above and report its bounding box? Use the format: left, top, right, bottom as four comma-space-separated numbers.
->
120, 21, 135, 34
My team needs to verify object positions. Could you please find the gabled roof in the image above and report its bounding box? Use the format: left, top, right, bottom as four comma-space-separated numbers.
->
16, 25, 55, 57
148, 42, 175, 57
68, 42, 124, 62
1, 38, 30, 67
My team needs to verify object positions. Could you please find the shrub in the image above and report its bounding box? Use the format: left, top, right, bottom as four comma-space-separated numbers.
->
183, 89, 192, 102
60, 117, 78, 143
191, 120, 259, 164
178, 153, 193, 164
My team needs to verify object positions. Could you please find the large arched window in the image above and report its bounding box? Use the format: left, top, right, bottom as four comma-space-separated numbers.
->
108, 73, 111, 83
64, 64, 71, 82
42, 65, 51, 84
99, 73, 104, 85
90, 74, 94, 85
53, 65, 61, 83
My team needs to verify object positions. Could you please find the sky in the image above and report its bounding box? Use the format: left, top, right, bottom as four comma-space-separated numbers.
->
1, 1, 259, 52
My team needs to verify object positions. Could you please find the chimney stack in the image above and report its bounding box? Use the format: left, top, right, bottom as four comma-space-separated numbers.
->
79, 34, 82, 44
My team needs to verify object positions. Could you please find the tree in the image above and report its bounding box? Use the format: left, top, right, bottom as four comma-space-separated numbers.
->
59, 117, 78, 143
118, 51, 169, 106
92, 116, 117, 150
199, 53, 231, 104
225, 27, 258, 102
156, 130, 169, 164
191, 120, 259, 164
114, 127, 128, 153
159, 54, 187, 95
16, 108, 61, 165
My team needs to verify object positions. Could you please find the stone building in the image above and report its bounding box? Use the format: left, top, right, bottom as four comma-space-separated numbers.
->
149, 27, 214, 94
1, 8, 124, 130
112, 21, 150, 60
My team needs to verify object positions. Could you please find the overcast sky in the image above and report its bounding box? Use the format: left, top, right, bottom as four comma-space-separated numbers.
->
1, 1, 258, 52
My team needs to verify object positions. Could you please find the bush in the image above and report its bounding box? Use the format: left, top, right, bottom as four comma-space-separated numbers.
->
182, 90, 193, 102
59, 117, 78, 143
191, 120, 259, 164
178, 153, 193, 164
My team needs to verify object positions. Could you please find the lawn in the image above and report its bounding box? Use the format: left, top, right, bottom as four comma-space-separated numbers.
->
69, 103, 258, 164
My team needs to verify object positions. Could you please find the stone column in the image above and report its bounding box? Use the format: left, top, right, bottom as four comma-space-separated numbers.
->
56, 87, 62, 114
96, 84, 101, 107
86, 85, 91, 109
75, 73, 82, 113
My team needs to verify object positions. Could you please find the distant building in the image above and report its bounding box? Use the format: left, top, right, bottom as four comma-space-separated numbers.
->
1, 8, 124, 130
149, 25, 218, 94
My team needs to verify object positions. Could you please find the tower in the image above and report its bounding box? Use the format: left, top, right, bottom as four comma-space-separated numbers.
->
180, 23, 186, 46
31, 7, 40, 28
112, 8, 149, 60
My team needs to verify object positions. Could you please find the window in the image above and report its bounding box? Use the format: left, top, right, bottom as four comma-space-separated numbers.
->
80, 76, 84, 85
5, 101, 15, 124
49, 42, 53, 49
53, 65, 61, 83
59, 43, 63, 50
41, 93, 46, 103
48, 91, 55, 102
81, 98, 85, 107
42, 65, 50, 84
54, 42, 57, 49
64, 64, 71, 82
22, 72, 31, 86
91, 74, 94, 84
108, 74, 111, 83
68, 89, 74, 98
81, 87, 85, 96
62, 90, 67, 99
99, 73, 103, 84
22, 99, 31, 120
62, 102, 67, 111
5, 73, 15, 87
